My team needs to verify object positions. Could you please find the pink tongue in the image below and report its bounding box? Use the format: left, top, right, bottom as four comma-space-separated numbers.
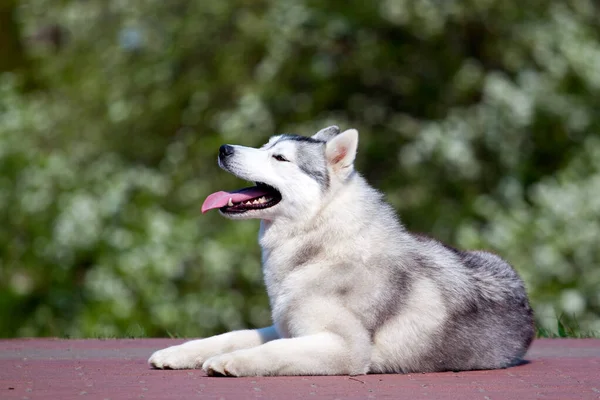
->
201, 187, 271, 213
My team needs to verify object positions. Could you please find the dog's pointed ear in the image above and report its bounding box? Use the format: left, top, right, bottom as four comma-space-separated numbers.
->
325, 129, 358, 173
312, 125, 340, 141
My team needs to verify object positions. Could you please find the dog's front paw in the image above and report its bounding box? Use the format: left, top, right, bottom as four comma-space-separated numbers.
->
202, 352, 256, 377
148, 344, 202, 370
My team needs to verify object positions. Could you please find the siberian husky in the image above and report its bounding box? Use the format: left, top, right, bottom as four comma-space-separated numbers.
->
149, 126, 535, 376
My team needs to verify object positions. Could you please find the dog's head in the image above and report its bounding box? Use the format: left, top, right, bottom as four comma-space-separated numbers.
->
201, 126, 359, 221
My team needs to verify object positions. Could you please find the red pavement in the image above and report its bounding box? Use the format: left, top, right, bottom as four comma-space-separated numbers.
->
1, 338, 599, 400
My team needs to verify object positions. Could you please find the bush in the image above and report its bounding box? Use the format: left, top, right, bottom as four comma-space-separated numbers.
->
1, 0, 599, 337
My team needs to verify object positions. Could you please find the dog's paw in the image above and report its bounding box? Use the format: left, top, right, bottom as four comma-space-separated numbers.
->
148, 344, 202, 370
202, 352, 256, 377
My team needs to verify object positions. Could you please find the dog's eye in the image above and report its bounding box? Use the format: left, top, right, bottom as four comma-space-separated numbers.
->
272, 155, 289, 162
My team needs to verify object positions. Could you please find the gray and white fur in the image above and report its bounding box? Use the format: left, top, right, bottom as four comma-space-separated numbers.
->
149, 126, 535, 376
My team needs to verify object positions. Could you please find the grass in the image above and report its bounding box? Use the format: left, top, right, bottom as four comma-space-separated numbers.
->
536, 315, 599, 338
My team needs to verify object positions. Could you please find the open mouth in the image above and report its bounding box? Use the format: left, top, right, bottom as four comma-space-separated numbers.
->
201, 182, 282, 214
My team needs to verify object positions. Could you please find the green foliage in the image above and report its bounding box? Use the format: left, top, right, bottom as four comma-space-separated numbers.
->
1, 0, 599, 338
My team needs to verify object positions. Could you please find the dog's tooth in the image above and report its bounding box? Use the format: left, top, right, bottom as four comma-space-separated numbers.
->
253, 199, 259, 204
228, 198, 234, 207
258, 197, 265, 204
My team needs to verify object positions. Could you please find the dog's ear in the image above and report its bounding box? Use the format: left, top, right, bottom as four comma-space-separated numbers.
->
325, 129, 358, 174
312, 125, 340, 141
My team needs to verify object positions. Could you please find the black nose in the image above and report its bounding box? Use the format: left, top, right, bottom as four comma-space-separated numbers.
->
219, 144, 234, 159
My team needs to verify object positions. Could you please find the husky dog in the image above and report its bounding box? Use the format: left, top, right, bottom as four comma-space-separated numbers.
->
149, 126, 535, 376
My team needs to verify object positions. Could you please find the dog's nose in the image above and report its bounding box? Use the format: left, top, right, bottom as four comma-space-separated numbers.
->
219, 145, 234, 159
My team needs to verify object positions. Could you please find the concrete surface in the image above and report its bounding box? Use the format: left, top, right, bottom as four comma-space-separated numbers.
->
1, 338, 599, 400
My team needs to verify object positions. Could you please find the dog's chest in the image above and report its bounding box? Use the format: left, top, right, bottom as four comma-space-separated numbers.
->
260, 229, 324, 285
261, 244, 300, 301
261, 241, 325, 336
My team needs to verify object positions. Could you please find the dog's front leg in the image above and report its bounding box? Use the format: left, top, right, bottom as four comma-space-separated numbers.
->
148, 326, 279, 369
202, 332, 370, 377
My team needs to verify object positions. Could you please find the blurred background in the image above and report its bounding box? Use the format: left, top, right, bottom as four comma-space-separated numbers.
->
1, 0, 599, 339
